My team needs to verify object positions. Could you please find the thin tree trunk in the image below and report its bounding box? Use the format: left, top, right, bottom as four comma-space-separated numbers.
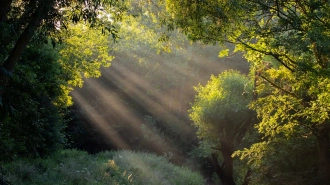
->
0, 6, 44, 97
316, 125, 330, 185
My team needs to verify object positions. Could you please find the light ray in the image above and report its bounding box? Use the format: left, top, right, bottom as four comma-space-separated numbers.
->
70, 42, 248, 165
72, 90, 131, 149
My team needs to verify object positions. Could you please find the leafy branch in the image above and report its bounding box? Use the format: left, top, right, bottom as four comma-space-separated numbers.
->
259, 75, 298, 99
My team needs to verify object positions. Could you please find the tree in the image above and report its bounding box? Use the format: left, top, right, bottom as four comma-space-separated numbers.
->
0, 0, 125, 98
189, 70, 254, 185
165, 1, 330, 184
0, 8, 115, 161
0, 42, 68, 160
55, 23, 114, 106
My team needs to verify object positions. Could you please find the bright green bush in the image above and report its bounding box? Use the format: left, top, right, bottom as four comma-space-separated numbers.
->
1, 149, 204, 185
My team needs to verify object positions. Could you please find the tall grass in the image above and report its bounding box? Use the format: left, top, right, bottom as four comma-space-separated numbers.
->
1, 149, 204, 185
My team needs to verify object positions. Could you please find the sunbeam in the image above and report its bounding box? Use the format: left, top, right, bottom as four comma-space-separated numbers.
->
72, 74, 177, 155
72, 90, 132, 149
70, 41, 248, 165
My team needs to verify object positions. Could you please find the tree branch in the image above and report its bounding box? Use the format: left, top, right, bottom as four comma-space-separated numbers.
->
260, 75, 298, 98
237, 40, 296, 72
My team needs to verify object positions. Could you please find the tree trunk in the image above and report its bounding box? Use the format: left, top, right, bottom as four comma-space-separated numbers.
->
211, 140, 235, 185
221, 142, 235, 185
0, 0, 12, 22
316, 125, 330, 185
211, 153, 224, 184
0, 5, 44, 97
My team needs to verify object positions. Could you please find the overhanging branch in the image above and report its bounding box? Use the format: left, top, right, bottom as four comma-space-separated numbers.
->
260, 75, 298, 98
237, 40, 296, 72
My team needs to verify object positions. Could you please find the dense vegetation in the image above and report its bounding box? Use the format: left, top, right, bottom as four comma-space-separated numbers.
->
165, 0, 330, 184
1, 149, 204, 184
1, 0, 330, 185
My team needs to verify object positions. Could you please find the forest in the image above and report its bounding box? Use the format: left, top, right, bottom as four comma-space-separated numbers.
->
0, 0, 329, 185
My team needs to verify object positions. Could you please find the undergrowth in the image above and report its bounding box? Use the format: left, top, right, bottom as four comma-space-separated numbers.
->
1, 149, 204, 185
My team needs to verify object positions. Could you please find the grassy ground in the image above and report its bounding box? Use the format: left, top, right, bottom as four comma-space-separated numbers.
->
0, 149, 204, 185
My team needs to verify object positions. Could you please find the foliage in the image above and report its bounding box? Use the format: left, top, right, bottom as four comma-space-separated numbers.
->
66, 0, 249, 168
0, 43, 68, 161
165, 0, 330, 184
115, 1, 169, 54
234, 136, 318, 185
1, 149, 204, 185
55, 22, 114, 107
189, 70, 254, 184
0, 0, 126, 98
0, 0, 122, 162
164, 0, 243, 44
189, 70, 253, 143
0, 17, 114, 161
250, 66, 330, 138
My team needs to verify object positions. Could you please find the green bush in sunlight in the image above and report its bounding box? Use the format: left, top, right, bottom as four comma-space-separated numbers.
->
1, 149, 204, 185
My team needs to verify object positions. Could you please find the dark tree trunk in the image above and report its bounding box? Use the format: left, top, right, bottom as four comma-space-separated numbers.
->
221, 141, 235, 185
316, 125, 330, 185
211, 141, 235, 185
0, 5, 44, 97
211, 153, 224, 183
0, 0, 12, 22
